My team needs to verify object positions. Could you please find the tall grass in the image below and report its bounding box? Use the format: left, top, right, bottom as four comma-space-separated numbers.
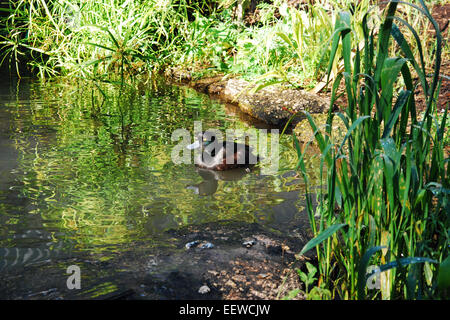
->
0, 0, 216, 78
248, 0, 375, 89
294, 0, 448, 299
1, 1, 446, 91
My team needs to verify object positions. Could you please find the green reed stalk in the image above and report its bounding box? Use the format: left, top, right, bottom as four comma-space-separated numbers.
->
296, 0, 448, 299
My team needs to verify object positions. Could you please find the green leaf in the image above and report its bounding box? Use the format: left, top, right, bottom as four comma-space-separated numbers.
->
382, 89, 410, 139
307, 286, 332, 300
338, 115, 370, 153
414, 189, 426, 207
282, 289, 301, 300
424, 262, 433, 286
326, 20, 351, 84
381, 138, 398, 215
86, 42, 115, 52
391, 22, 428, 98
376, 257, 438, 274
380, 57, 408, 124
299, 272, 309, 283
374, 2, 398, 85
302, 111, 333, 166
299, 223, 347, 255
105, 28, 120, 49
276, 32, 296, 50
437, 256, 450, 289
306, 262, 317, 277
357, 246, 386, 299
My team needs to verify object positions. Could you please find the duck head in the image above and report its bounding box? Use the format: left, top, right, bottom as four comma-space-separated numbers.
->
186, 131, 218, 151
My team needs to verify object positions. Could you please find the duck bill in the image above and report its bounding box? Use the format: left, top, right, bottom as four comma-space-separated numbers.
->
186, 140, 200, 150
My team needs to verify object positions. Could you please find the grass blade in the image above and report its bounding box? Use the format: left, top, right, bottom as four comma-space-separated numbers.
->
299, 223, 347, 256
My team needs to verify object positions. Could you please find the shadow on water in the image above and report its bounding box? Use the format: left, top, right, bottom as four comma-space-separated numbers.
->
0, 74, 322, 299
187, 167, 257, 196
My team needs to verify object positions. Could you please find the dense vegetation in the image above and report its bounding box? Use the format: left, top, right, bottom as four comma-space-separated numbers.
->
1, 1, 447, 86
0, 0, 448, 299
293, 1, 449, 299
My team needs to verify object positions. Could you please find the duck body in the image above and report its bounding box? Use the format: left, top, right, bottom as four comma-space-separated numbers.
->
187, 132, 259, 171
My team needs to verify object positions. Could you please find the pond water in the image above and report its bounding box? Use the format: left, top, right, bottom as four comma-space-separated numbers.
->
0, 75, 320, 299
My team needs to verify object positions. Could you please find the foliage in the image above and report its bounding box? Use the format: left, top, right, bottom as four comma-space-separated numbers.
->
293, 0, 449, 299
0, 0, 216, 78
1, 1, 447, 91
283, 262, 332, 300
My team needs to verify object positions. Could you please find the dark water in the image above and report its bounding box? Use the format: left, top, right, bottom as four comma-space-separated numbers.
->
0, 75, 320, 299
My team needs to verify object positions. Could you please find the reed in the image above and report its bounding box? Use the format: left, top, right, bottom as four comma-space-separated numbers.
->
293, 0, 448, 299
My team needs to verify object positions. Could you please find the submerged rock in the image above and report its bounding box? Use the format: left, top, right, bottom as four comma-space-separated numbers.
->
198, 242, 215, 249
198, 285, 211, 294
242, 239, 256, 248
185, 240, 200, 249
185, 240, 215, 250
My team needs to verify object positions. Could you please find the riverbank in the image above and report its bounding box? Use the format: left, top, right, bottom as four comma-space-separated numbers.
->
168, 69, 330, 127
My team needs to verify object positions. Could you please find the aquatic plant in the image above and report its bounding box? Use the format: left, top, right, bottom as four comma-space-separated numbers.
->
293, 0, 449, 299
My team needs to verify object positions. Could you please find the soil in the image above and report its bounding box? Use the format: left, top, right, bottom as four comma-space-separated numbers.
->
414, 3, 449, 114
0, 221, 314, 300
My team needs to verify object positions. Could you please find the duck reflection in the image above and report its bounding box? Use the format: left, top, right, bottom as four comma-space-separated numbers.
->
187, 167, 256, 196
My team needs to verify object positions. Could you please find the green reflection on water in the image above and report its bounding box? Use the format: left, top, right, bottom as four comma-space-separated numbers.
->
1, 77, 321, 254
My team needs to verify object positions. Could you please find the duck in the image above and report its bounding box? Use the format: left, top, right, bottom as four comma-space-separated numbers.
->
186, 131, 259, 171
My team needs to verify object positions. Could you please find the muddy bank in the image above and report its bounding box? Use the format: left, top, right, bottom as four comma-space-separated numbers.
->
167, 70, 330, 128
0, 221, 313, 300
